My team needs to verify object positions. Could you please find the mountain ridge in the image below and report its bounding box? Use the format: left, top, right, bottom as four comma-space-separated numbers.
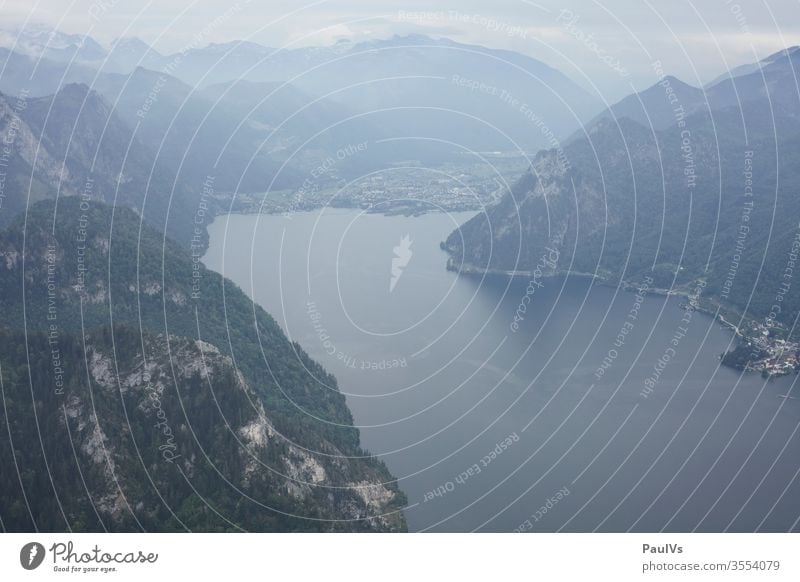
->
0, 197, 407, 531
445, 52, 800, 341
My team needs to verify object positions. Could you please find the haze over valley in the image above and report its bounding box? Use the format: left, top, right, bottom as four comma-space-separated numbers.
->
2, 2, 800, 536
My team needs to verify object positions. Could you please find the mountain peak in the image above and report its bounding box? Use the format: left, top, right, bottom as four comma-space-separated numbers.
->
54, 82, 109, 108
655, 75, 698, 90
358, 33, 438, 49
56, 82, 91, 98
111, 36, 161, 57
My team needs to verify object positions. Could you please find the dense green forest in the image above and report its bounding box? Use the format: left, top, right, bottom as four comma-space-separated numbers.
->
0, 199, 406, 532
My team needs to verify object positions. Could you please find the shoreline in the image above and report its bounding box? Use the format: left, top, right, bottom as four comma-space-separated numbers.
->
446, 258, 793, 377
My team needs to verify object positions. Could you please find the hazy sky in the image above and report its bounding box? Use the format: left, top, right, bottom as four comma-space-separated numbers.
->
3, 0, 799, 97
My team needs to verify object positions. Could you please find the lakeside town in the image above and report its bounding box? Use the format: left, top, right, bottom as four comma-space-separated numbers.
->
719, 318, 800, 378
627, 279, 800, 379
211, 154, 529, 216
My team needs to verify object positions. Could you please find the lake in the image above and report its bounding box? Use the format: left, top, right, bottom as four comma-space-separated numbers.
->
203, 208, 800, 532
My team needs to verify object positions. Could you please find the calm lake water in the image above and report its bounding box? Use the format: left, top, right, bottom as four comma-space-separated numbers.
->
203, 208, 800, 532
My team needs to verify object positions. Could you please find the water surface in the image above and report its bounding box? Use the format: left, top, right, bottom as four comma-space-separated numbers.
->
203, 208, 800, 532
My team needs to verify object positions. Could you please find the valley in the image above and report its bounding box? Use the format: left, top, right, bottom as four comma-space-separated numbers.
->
1, 20, 799, 535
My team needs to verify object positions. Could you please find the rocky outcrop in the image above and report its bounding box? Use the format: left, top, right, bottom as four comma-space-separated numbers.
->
0, 199, 407, 532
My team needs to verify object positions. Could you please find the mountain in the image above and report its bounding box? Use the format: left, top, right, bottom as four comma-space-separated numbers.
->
91, 67, 302, 196
2, 28, 601, 153
0, 50, 372, 194
199, 79, 440, 173
704, 47, 800, 112
0, 53, 377, 242
706, 46, 800, 87
0, 28, 609, 238
0, 26, 165, 73
107, 37, 164, 72
591, 47, 800, 134
200, 78, 365, 142
590, 75, 706, 131
0, 47, 99, 97
0, 25, 106, 64
190, 34, 601, 153
444, 48, 800, 336
0, 88, 63, 220
0, 198, 406, 531
160, 40, 276, 86
0, 83, 199, 245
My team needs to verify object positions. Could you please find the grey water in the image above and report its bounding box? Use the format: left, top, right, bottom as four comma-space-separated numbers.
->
203, 208, 800, 532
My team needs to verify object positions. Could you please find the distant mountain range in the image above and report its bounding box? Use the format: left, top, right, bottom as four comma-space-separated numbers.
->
445, 46, 800, 338
0, 27, 607, 247
0, 29, 601, 154
589, 46, 800, 131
